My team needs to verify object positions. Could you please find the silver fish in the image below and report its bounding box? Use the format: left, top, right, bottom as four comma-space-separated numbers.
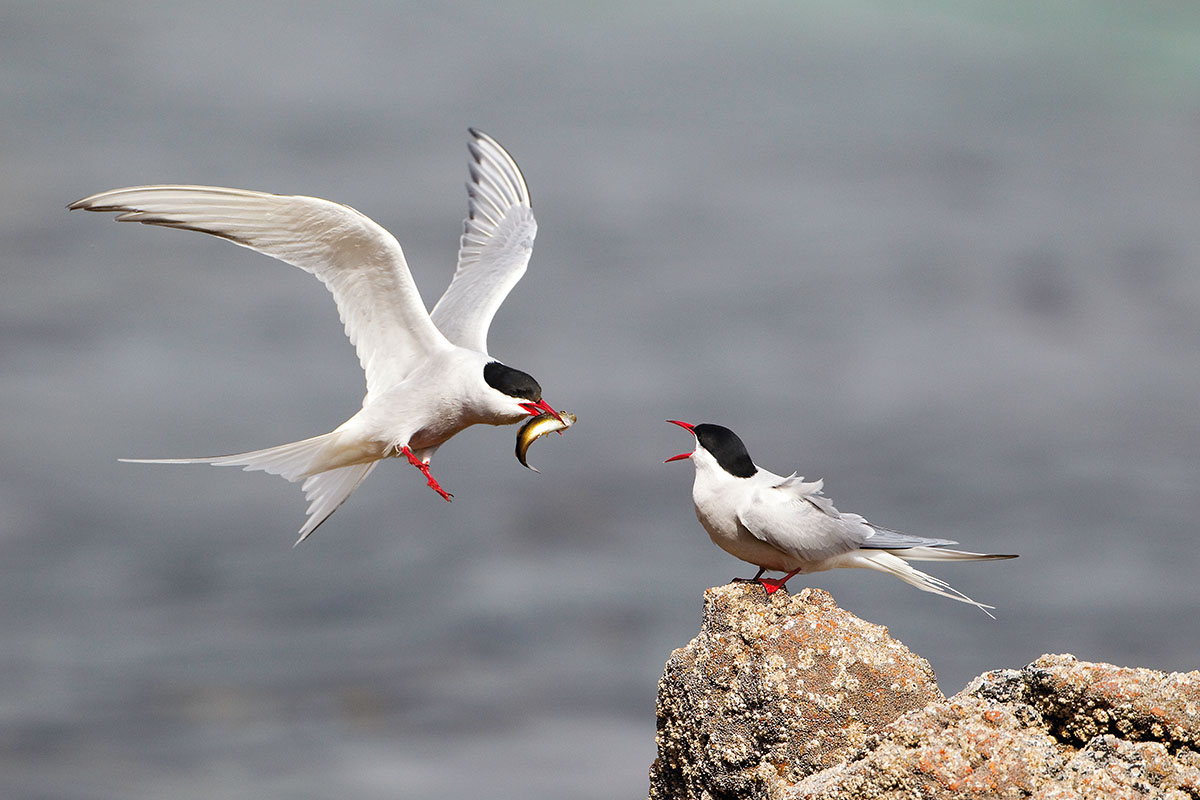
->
515, 410, 577, 472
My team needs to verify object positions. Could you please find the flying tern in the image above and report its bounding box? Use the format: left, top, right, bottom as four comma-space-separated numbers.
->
71, 130, 562, 543
666, 421, 1016, 615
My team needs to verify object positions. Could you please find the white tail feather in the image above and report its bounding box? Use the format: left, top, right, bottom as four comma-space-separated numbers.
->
850, 550, 999, 619
121, 431, 379, 542
296, 462, 377, 544
120, 432, 340, 482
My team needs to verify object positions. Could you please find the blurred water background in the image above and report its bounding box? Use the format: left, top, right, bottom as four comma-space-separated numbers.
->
4, 2, 1200, 798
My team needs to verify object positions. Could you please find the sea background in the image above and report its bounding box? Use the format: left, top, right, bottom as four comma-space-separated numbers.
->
4, 3, 1200, 798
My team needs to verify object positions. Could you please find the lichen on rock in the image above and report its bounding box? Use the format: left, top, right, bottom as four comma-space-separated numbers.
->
971, 653, 1200, 753
648, 583, 943, 800
649, 586, 1200, 800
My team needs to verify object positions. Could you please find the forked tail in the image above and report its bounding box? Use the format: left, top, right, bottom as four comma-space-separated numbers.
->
296, 462, 377, 544
120, 431, 340, 481
121, 431, 376, 542
849, 549, 1012, 619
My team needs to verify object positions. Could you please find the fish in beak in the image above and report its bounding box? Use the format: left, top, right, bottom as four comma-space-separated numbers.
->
516, 410, 577, 471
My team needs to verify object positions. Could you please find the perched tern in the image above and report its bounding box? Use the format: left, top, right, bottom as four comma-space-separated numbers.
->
71, 129, 562, 543
666, 421, 1017, 615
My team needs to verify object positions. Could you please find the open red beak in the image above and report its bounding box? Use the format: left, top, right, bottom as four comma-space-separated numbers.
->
665, 419, 696, 463
520, 399, 563, 423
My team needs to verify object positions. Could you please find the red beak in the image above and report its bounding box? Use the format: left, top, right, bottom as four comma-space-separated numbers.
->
665, 419, 696, 463
520, 399, 563, 423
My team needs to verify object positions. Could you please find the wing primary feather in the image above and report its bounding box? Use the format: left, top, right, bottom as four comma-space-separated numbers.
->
467, 172, 514, 218
473, 169, 518, 208
465, 189, 504, 226
429, 131, 538, 353
468, 128, 531, 205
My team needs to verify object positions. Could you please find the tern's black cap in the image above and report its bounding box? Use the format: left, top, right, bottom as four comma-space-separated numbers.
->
694, 424, 757, 478
484, 361, 542, 402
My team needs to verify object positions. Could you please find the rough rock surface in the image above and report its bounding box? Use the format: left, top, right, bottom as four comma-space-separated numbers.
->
971, 654, 1200, 752
650, 585, 1200, 800
792, 655, 1200, 799
648, 583, 944, 800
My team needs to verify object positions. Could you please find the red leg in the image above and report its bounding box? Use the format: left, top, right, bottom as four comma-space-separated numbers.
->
759, 568, 801, 595
401, 446, 452, 501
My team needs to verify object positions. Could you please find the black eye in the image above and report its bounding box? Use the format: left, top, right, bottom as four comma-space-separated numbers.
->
483, 361, 542, 402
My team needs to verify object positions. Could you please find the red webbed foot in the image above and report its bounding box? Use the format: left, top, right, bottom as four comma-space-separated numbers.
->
757, 568, 801, 596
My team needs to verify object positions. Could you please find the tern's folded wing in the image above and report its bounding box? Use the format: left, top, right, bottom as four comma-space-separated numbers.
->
70, 185, 449, 395
430, 129, 536, 354
737, 482, 871, 562
858, 526, 959, 550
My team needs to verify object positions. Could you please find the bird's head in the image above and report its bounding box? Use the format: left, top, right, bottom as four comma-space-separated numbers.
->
665, 420, 758, 478
483, 361, 562, 422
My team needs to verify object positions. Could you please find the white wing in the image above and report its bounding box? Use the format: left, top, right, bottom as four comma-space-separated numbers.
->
69, 185, 450, 396
737, 475, 872, 562
429, 129, 536, 353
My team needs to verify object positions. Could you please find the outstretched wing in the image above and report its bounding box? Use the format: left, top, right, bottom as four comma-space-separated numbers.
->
736, 474, 872, 562
429, 129, 536, 353
70, 185, 450, 396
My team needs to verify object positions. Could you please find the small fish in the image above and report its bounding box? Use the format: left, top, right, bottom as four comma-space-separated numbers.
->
515, 410, 577, 472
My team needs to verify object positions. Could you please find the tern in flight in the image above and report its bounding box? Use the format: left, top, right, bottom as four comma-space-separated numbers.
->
72, 130, 562, 542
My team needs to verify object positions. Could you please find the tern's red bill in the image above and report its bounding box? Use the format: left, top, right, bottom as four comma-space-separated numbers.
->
665, 419, 697, 462
520, 399, 563, 423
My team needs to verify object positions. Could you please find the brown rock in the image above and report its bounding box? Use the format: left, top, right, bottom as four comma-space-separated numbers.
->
789, 655, 1200, 799
648, 583, 943, 800
972, 653, 1200, 752
649, 589, 1200, 800
790, 694, 1064, 798
1043, 735, 1200, 799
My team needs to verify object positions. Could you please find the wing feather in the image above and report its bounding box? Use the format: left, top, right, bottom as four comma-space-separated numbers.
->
429, 129, 536, 353
69, 185, 449, 395
737, 478, 872, 562
859, 526, 960, 550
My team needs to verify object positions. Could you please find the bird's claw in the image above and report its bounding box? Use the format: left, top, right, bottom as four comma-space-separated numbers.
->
427, 478, 453, 502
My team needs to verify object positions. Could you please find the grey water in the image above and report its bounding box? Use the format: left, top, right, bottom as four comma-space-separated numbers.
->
4, 2, 1200, 797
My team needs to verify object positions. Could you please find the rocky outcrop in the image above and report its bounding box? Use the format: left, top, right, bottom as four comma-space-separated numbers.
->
649, 583, 943, 799
650, 584, 1200, 800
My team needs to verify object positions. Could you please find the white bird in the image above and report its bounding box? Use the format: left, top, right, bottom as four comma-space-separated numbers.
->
71, 129, 562, 543
666, 421, 1016, 615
